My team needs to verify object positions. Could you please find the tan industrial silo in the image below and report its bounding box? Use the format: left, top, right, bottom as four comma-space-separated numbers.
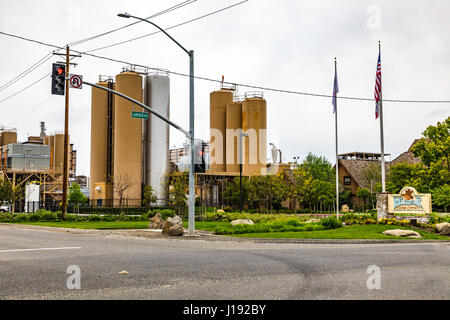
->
54, 133, 66, 173
90, 80, 115, 200
225, 102, 242, 173
1, 131, 17, 146
242, 93, 267, 176
113, 71, 143, 206
48, 135, 55, 169
210, 90, 233, 172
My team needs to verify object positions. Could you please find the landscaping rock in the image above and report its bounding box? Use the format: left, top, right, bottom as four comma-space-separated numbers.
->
435, 222, 450, 235
148, 213, 165, 229
341, 205, 350, 213
162, 215, 184, 236
382, 229, 422, 238
306, 219, 320, 223
231, 219, 254, 226
168, 224, 184, 236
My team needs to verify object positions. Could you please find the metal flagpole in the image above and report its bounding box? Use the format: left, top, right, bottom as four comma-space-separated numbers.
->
378, 41, 386, 193
333, 58, 339, 219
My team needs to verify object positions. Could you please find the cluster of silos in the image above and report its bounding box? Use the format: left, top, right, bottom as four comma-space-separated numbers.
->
90, 70, 170, 206
44, 133, 66, 173
209, 89, 267, 176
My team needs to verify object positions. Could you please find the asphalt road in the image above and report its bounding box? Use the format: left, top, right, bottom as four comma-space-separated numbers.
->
0, 224, 448, 300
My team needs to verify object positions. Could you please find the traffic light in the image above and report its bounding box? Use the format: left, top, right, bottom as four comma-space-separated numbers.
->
51, 63, 65, 95
194, 141, 206, 173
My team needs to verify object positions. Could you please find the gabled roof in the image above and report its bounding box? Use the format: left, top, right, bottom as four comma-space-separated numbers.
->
338, 159, 375, 189
391, 151, 421, 166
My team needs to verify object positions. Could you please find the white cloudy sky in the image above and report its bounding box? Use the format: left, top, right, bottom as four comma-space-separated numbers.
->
0, 0, 449, 176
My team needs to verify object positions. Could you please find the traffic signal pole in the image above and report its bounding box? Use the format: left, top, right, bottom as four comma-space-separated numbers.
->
61, 45, 70, 221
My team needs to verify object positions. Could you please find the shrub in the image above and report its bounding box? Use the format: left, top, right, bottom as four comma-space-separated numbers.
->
88, 215, 101, 222
34, 209, 48, 215
0, 213, 13, 221
40, 211, 58, 221
28, 212, 41, 221
285, 219, 302, 227
76, 215, 87, 222
157, 209, 175, 220
124, 216, 140, 221
66, 214, 78, 221
320, 217, 342, 230
102, 215, 118, 222
13, 214, 29, 221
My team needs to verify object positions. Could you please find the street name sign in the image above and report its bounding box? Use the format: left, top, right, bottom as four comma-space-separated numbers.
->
131, 111, 149, 119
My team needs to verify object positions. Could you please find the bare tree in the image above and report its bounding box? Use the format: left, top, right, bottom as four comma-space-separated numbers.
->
362, 163, 381, 209
113, 174, 135, 217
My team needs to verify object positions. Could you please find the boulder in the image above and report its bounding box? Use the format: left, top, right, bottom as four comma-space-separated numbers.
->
435, 222, 450, 235
305, 219, 320, 223
162, 215, 184, 236
168, 224, 184, 236
341, 204, 350, 213
148, 213, 165, 229
231, 219, 254, 226
382, 229, 422, 238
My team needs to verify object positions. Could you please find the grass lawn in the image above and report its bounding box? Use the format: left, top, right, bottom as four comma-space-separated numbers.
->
230, 224, 448, 240
5, 221, 448, 240
182, 221, 231, 232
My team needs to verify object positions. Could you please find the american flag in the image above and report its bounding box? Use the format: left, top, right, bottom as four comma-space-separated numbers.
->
374, 51, 382, 119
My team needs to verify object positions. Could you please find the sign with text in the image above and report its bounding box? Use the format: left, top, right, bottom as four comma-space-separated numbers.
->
131, 111, 149, 120
388, 187, 432, 214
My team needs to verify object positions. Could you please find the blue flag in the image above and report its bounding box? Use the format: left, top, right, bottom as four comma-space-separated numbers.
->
332, 66, 339, 113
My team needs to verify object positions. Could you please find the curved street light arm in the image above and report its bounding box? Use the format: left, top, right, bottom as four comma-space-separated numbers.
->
118, 13, 191, 56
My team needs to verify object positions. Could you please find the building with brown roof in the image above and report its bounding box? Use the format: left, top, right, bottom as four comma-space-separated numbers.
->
337, 141, 422, 208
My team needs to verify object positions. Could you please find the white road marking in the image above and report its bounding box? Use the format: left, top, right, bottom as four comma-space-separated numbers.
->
0, 247, 82, 253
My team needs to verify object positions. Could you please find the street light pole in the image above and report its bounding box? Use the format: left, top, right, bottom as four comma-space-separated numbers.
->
118, 12, 196, 234
188, 50, 195, 234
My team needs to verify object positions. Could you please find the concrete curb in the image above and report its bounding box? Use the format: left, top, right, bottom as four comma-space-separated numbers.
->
2, 223, 449, 244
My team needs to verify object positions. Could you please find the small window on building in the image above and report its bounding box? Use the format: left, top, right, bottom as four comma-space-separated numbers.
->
344, 176, 351, 185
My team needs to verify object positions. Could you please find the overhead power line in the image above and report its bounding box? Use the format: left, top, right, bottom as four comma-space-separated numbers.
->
1, 31, 449, 104
6, 94, 52, 125
68, 0, 198, 47
80, 51, 450, 104
83, 0, 250, 53
0, 72, 51, 103
0, 50, 55, 93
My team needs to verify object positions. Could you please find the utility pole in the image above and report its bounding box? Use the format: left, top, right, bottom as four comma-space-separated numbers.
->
61, 45, 70, 221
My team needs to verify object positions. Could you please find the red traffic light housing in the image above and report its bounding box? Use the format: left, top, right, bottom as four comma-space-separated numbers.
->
51, 63, 66, 95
